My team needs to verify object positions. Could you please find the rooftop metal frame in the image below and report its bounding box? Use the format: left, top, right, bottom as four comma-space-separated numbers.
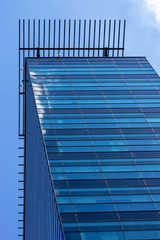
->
18, 19, 126, 239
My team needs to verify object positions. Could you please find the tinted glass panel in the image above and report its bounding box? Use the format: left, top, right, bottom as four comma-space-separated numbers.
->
27, 57, 160, 240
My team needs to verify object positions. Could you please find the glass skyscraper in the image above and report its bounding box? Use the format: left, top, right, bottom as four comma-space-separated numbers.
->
24, 56, 160, 240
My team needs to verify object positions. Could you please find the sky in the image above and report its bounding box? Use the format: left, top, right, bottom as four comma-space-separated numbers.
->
0, 0, 160, 239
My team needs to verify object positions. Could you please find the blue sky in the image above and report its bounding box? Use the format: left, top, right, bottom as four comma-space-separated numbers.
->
0, 0, 160, 239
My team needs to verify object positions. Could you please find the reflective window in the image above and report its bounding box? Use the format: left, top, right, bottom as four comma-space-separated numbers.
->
28, 57, 160, 239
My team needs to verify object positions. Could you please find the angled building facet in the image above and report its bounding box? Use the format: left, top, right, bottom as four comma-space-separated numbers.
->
25, 57, 160, 240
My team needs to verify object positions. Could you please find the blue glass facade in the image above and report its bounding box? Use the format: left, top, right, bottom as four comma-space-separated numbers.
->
25, 66, 65, 240
26, 57, 160, 240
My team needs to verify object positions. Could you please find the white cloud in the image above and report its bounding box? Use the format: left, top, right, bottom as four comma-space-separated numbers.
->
144, 0, 160, 24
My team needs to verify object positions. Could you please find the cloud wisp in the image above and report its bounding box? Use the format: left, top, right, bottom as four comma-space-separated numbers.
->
144, 0, 160, 26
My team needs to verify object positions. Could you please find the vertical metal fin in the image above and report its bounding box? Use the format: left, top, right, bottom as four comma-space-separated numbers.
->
73, 20, 76, 57
43, 19, 46, 57
38, 19, 40, 48
48, 20, 51, 57
68, 20, 71, 57
33, 20, 35, 57
53, 20, 56, 57
63, 19, 66, 57
98, 20, 101, 57
93, 20, 96, 57
58, 19, 61, 56
103, 19, 106, 50
108, 20, 111, 57
38, 20, 40, 57
22, 20, 25, 95
83, 20, 86, 57
18, 19, 21, 136
117, 20, 121, 57
88, 20, 91, 57
112, 20, 116, 57
78, 20, 81, 57
122, 20, 126, 57
28, 20, 30, 57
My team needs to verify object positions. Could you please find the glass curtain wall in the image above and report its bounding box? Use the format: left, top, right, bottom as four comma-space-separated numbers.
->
27, 57, 160, 240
